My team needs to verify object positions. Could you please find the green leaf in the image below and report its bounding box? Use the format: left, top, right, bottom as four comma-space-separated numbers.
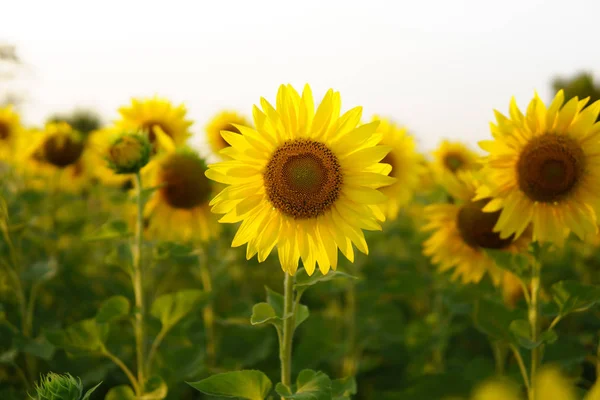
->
332, 376, 357, 400
85, 219, 132, 242
20, 260, 58, 283
251, 303, 280, 328
0, 349, 17, 364
150, 289, 209, 331
275, 370, 332, 400
265, 286, 309, 329
13, 334, 55, 360
484, 249, 530, 278
96, 296, 130, 324
105, 385, 136, 400
187, 370, 272, 400
294, 269, 357, 289
82, 382, 102, 400
551, 280, 600, 316
509, 319, 558, 349
46, 319, 108, 354
473, 298, 520, 342
143, 376, 168, 399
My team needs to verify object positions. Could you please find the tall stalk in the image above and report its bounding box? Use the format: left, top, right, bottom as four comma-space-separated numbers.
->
527, 259, 541, 400
280, 273, 297, 393
132, 172, 146, 393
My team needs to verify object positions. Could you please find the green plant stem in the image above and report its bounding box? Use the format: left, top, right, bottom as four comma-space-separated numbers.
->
492, 341, 507, 376
198, 251, 216, 368
280, 272, 296, 393
146, 327, 168, 373
510, 344, 530, 391
132, 172, 146, 392
528, 259, 541, 400
342, 281, 358, 377
102, 348, 140, 395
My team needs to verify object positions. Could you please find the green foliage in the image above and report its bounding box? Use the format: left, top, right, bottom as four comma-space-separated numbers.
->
187, 370, 273, 400
46, 319, 108, 355
551, 280, 600, 316
150, 289, 209, 332
275, 369, 332, 400
553, 72, 600, 115
95, 296, 130, 324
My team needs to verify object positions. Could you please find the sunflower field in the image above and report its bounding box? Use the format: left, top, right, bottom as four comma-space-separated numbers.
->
2, 81, 600, 400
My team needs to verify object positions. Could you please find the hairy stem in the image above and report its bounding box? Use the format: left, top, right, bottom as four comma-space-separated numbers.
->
280, 273, 296, 394
132, 172, 146, 392
528, 259, 541, 400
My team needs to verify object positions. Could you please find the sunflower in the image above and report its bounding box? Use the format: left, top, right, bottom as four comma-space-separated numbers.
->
373, 116, 422, 220
0, 105, 23, 161
422, 171, 529, 284
116, 97, 192, 152
144, 148, 219, 243
20, 122, 92, 191
205, 110, 251, 156
206, 84, 394, 276
432, 139, 479, 178
477, 91, 600, 244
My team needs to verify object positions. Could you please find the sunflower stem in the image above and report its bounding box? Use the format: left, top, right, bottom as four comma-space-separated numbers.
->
280, 272, 296, 393
341, 280, 358, 377
528, 258, 541, 400
132, 171, 146, 393
198, 249, 217, 369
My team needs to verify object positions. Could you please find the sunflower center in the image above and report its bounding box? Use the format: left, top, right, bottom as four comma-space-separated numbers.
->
0, 122, 10, 140
43, 135, 84, 168
382, 153, 396, 177
456, 198, 514, 249
264, 139, 342, 219
159, 154, 211, 209
517, 134, 585, 203
444, 153, 464, 172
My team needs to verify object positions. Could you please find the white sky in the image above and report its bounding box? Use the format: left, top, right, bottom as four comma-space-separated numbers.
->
2, 0, 600, 154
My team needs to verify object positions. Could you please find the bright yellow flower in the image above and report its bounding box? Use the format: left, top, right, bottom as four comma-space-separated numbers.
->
116, 97, 192, 152
373, 116, 422, 220
144, 148, 219, 243
0, 105, 23, 162
206, 84, 394, 276
432, 139, 479, 178
205, 110, 251, 156
20, 122, 92, 192
423, 171, 529, 284
477, 91, 600, 245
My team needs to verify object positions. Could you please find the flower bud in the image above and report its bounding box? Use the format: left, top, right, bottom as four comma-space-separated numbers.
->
106, 132, 151, 174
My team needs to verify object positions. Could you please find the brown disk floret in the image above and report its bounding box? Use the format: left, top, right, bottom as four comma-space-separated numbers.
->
264, 139, 343, 219
158, 153, 211, 209
456, 198, 514, 249
43, 135, 84, 168
444, 152, 466, 172
0, 122, 9, 140
381, 153, 397, 178
517, 134, 585, 203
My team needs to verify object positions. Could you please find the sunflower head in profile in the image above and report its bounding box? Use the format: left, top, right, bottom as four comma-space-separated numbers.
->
21, 122, 92, 191
205, 110, 251, 157
116, 97, 192, 153
144, 148, 219, 243
432, 139, 479, 178
422, 171, 530, 284
372, 116, 422, 220
477, 91, 600, 245
0, 105, 23, 161
206, 84, 395, 276
87, 127, 136, 187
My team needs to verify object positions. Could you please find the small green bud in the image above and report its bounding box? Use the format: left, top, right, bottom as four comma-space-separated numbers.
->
31, 372, 101, 400
106, 131, 151, 174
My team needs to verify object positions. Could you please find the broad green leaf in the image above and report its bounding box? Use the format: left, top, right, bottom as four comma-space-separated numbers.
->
105, 385, 136, 400
82, 382, 103, 400
20, 260, 58, 283
265, 286, 310, 329
0, 349, 17, 364
251, 303, 280, 328
275, 369, 332, 400
473, 298, 520, 342
187, 370, 272, 400
150, 289, 209, 331
484, 249, 530, 278
509, 319, 558, 349
46, 319, 108, 354
96, 296, 130, 324
551, 280, 600, 316
143, 376, 168, 399
85, 219, 132, 242
332, 376, 357, 400
294, 269, 357, 289
13, 334, 55, 360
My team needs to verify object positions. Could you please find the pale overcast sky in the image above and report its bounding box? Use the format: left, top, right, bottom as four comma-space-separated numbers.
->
2, 0, 599, 153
